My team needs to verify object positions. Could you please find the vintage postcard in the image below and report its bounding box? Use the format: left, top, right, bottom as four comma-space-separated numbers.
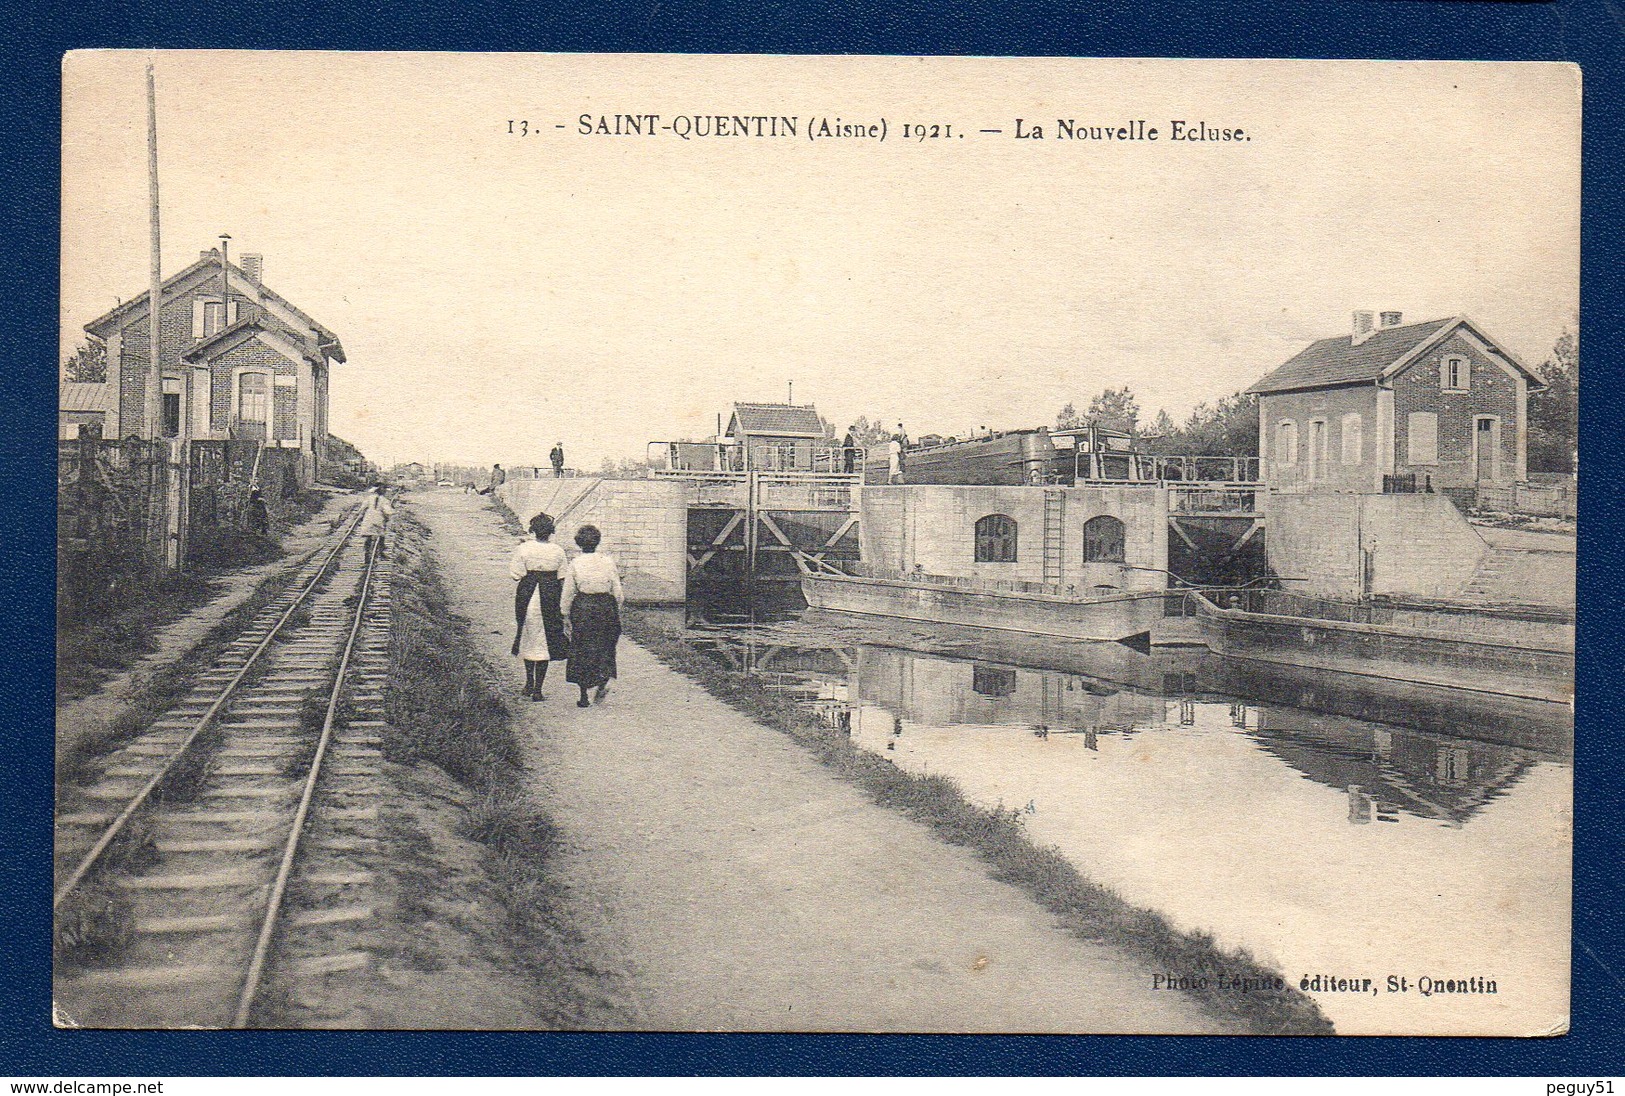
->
56, 52, 1576, 1036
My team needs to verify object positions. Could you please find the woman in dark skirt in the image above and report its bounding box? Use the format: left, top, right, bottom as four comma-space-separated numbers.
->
509, 512, 570, 700
561, 523, 624, 707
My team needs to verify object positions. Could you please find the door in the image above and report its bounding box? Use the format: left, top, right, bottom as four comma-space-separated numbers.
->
161, 376, 182, 438
1475, 417, 1498, 482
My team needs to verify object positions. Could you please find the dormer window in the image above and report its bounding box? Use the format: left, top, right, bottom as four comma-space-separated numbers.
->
1441, 354, 1469, 392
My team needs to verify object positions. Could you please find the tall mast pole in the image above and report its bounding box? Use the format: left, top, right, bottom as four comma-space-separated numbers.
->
144, 61, 163, 441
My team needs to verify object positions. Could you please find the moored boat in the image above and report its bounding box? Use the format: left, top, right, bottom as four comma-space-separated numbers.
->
799, 564, 1195, 643
1191, 589, 1574, 705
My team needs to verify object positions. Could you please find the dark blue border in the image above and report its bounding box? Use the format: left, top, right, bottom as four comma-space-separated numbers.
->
6, 0, 1622, 1078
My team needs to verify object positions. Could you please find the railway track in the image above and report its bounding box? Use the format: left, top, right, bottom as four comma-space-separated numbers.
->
53, 505, 394, 1028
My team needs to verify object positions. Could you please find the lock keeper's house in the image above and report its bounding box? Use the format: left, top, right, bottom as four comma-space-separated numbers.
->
82, 248, 345, 486
1249, 311, 1545, 503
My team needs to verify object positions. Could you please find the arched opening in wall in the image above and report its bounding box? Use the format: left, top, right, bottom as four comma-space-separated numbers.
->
971, 664, 1017, 698
1083, 515, 1126, 563
974, 514, 1018, 563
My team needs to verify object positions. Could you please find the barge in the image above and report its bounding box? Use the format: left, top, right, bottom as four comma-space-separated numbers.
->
862, 424, 1141, 486
1192, 589, 1574, 706
799, 564, 1198, 644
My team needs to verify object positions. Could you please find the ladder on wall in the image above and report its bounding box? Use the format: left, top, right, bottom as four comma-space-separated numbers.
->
1042, 488, 1065, 587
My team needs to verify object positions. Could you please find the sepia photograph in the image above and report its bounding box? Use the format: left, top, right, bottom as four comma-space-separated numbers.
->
55, 52, 1577, 1036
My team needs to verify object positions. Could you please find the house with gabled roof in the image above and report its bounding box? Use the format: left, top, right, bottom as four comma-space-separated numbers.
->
83, 247, 344, 483
1248, 311, 1545, 495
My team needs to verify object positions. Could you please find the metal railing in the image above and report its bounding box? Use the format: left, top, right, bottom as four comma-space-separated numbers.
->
1168, 486, 1260, 514
1076, 452, 1260, 485
648, 440, 865, 476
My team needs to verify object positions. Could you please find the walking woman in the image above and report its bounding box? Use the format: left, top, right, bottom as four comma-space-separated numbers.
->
357, 485, 393, 562
509, 512, 569, 700
561, 524, 623, 707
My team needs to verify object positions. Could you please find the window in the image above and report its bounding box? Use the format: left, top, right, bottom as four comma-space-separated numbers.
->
1083, 515, 1126, 563
1407, 412, 1438, 465
191, 297, 239, 338
1276, 420, 1298, 466
238, 372, 269, 425
1441, 355, 1469, 392
974, 514, 1018, 563
1340, 413, 1363, 465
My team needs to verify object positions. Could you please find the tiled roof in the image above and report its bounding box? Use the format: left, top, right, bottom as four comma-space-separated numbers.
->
730, 402, 826, 437
1248, 318, 1455, 394
182, 314, 321, 363
60, 382, 115, 412
85, 250, 343, 361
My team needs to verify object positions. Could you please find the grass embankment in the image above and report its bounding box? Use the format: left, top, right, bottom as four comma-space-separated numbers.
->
55, 554, 315, 790
56, 489, 331, 704
383, 507, 592, 1025
622, 608, 1335, 1036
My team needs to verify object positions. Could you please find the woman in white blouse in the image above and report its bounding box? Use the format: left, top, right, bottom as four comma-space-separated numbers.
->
509, 512, 569, 700
561, 523, 624, 707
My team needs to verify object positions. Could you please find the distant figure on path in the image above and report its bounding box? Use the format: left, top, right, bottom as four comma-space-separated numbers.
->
509, 511, 569, 700
478, 463, 506, 495
357, 485, 393, 562
562, 524, 624, 708
245, 488, 270, 537
887, 437, 904, 484
841, 427, 857, 474
550, 442, 566, 478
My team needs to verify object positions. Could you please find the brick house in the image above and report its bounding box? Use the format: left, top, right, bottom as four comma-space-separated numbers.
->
83, 248, 344, 483
1248, 311, 1545, 494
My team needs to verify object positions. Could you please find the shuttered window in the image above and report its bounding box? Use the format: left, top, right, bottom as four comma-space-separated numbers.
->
191, 298, 239, 338
1341, 413, 1363, 465
1407, 412, 1438, 465
1277, 420, 1298, 466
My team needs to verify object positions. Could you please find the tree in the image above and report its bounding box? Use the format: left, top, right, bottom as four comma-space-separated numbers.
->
1055, 387, 1142, 435
63, 340, 107, 383
845, 416, 895, 446
1138, 392, 1259, 458
1527, 329, 1577, 474
1088, 387, 1141, 435
1144, 409, 1177, 441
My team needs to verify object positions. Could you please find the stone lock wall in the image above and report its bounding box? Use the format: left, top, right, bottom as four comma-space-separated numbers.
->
497, 477, 687, 604
1263, 491, 1488, 600
859, 484, 1167, 593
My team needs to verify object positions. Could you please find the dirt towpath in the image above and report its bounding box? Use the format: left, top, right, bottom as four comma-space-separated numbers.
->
415, 489, 1226, 1033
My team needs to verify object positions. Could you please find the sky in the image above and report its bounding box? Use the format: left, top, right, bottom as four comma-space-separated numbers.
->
61, 53, 1580, 470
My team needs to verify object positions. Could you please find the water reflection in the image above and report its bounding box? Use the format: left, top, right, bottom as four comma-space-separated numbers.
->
681, 620, 1571, 1034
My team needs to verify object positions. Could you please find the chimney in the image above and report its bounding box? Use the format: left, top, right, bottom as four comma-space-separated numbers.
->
240, 253, 264, 282
1379, 310, 1403, 329
1351, 310, 1376, 345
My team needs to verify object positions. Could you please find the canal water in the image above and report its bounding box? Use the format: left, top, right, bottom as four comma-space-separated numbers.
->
671, 607, 1573, 1036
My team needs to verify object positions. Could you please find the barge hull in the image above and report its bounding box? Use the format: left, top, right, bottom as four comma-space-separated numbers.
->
802, 573, 1170, 643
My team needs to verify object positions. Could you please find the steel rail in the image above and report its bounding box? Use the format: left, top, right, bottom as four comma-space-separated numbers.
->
52, 506, 366, 910
231, 536, 378, 1027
